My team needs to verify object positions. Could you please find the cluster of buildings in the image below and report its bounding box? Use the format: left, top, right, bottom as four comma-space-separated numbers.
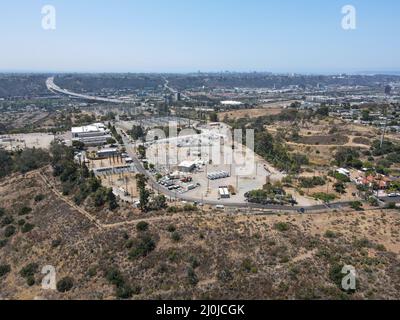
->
164, 92, 181, 105
329, 107, 400, 133
355, 174, 392, 190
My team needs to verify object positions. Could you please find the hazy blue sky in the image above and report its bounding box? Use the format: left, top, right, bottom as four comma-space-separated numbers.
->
0, 0, 399, 73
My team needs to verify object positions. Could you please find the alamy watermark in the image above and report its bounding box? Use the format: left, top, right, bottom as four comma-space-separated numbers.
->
41, 265, 57, 290
145, 123, 256, 176
341, 5, 356, 30
341, 265, 356, 291
41, 5, 56, 30
40, 4, 356, 31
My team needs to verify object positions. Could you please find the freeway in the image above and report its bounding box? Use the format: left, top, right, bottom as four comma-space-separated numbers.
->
46, 77, 130, 104
163, 77, 192, 101
118, 129, 358, 212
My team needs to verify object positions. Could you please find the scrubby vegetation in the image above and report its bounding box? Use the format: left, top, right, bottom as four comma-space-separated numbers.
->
312, 193, 337, 203
0, 148, 50, 178
51, 142, 118, 210
255, 132, 309, 173
334, 148, 363, 169
1, 170, 400, 300
0, 264, 11, 278
128, 234, 157, 260
245, 183, 296, 205
299, 176, 326, 189
20, 263, 39, 286
56, 277, 74, 293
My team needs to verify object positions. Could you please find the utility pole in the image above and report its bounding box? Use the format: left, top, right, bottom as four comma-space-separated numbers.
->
206, 164, 209, 193
8, 135, 13, 150
380, 111, 388, 149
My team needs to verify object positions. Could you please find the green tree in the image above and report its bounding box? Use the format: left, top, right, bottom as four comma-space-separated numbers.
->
129, 125, 145, 140
152, 194, 167, 210
274, 222, 290, 232
209, 112, 219, 122
136, 221, 149, 232
14, 148, 51, 173
137, 145, 146, 159
107, 188, 119, 210
361, 109, 372, 121
171, 231, 182, 242
315, 105, 329, 117
72, 140, 85, 150
350, 201, 363, 211
20, 263, 38, 279
136, 174, 150, 212
187, 267, 199, 286
136, 174, 147, 190
4, 225, 16, 237
334, 181, 347, 194
129, 235, 156, 259
0, 150, 13, 178
56, 277, 74, 293
0, 264, 11, 278
335, 148, 361, 168
22, 223, 35, 233
139, 189, 150, 212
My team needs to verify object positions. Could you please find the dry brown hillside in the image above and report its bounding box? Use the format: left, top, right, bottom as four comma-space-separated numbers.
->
1, 171, 400, 300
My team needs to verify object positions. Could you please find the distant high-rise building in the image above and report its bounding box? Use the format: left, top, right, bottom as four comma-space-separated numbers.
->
385, 85, 392, 95
174, 92, 181, 102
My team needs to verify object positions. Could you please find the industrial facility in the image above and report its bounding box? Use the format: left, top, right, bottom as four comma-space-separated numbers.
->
71, 123, 112, 146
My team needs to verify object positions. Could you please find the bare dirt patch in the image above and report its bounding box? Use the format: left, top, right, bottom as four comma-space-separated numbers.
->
299, 135, 349, 146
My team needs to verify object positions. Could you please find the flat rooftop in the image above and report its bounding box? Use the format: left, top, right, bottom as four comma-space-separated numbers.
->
72, 123, 107, 134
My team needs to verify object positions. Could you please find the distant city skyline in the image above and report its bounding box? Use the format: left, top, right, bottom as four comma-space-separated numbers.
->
1, 0, 400, 73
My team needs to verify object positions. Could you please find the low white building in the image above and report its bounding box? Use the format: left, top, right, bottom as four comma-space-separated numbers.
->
71, 123, 112, 146
336, 168, 350, 177
221, 100, 243, 106
97, 148, 119, 158
219, 186, 230, 199
178, 160, 196, 172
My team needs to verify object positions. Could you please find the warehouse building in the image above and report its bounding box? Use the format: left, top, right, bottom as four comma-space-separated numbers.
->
97, 148, 119, 158
71, 123, 112, 146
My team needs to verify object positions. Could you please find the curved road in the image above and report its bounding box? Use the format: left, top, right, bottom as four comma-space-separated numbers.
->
163, 77, 192, 101
46, 77, 130, 104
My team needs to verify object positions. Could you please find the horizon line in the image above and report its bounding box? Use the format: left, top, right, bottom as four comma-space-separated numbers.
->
1, 70, 400, 76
